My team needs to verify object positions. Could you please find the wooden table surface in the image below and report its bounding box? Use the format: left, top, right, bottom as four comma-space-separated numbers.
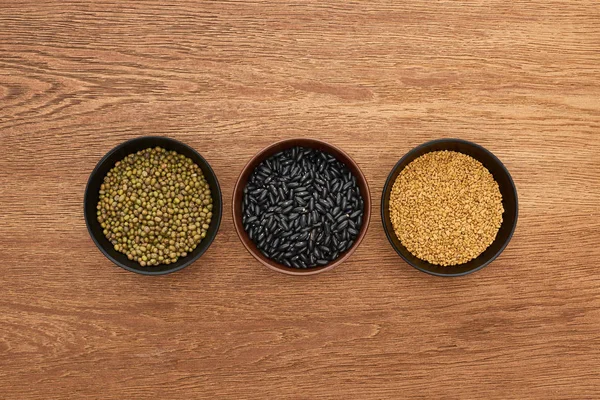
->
1, 1, 599, 399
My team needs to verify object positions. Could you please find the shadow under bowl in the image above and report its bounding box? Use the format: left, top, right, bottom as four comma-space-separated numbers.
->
232, 138, 371, 276
84, 136, 223, 275
381, 138, 518, 277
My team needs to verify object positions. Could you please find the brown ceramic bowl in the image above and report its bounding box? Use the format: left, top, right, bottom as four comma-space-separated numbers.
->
232, 138, 371, 276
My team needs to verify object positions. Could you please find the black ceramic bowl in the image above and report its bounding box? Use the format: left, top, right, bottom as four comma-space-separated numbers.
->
381, 138, 518, 277
84, 136, 222, 275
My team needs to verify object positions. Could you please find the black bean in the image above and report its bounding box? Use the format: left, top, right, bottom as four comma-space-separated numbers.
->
331, 234, 339, 248
300, 214, 307, 227
282, 205, 293, 214
348, 227, 358, 236
280, 199, 293, 207
336, 214, 348, 223
316, 259, 329, 266
336, 219, 349, 231
312, 210, 320, 223
350, 210, 362, 219
260, 249, 271, 258
342, 230, 349, 241
278, 187, 286, 200
314, 202, 326, 214
332, 181, 341, 193
280, 219, 290, 230
316, 231, 324, 243
296, 196, 307, 206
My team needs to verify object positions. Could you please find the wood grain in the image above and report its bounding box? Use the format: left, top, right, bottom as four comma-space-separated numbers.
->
1, 1, 599, 398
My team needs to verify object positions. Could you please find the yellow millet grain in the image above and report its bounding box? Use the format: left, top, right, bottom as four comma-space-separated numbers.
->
389, 150, 504, 266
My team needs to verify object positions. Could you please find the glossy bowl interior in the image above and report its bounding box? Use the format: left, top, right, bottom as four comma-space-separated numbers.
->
233, 138, 371, 276
381, 138, 518, 277
84, 136, 222, 275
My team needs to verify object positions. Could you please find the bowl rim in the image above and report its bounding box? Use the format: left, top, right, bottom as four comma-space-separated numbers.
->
83, 136, 223, 275
232, 138, 371, 276
380, 138, 519, 277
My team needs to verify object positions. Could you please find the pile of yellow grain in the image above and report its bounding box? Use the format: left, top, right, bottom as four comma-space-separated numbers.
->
389, 151, 503, 266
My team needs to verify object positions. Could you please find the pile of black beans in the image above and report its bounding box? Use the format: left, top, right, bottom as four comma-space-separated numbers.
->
242, 146, 364, 269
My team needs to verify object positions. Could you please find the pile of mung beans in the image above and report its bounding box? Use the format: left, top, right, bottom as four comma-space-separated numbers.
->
242, 146, 364, 269
97, 147, 213, 267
